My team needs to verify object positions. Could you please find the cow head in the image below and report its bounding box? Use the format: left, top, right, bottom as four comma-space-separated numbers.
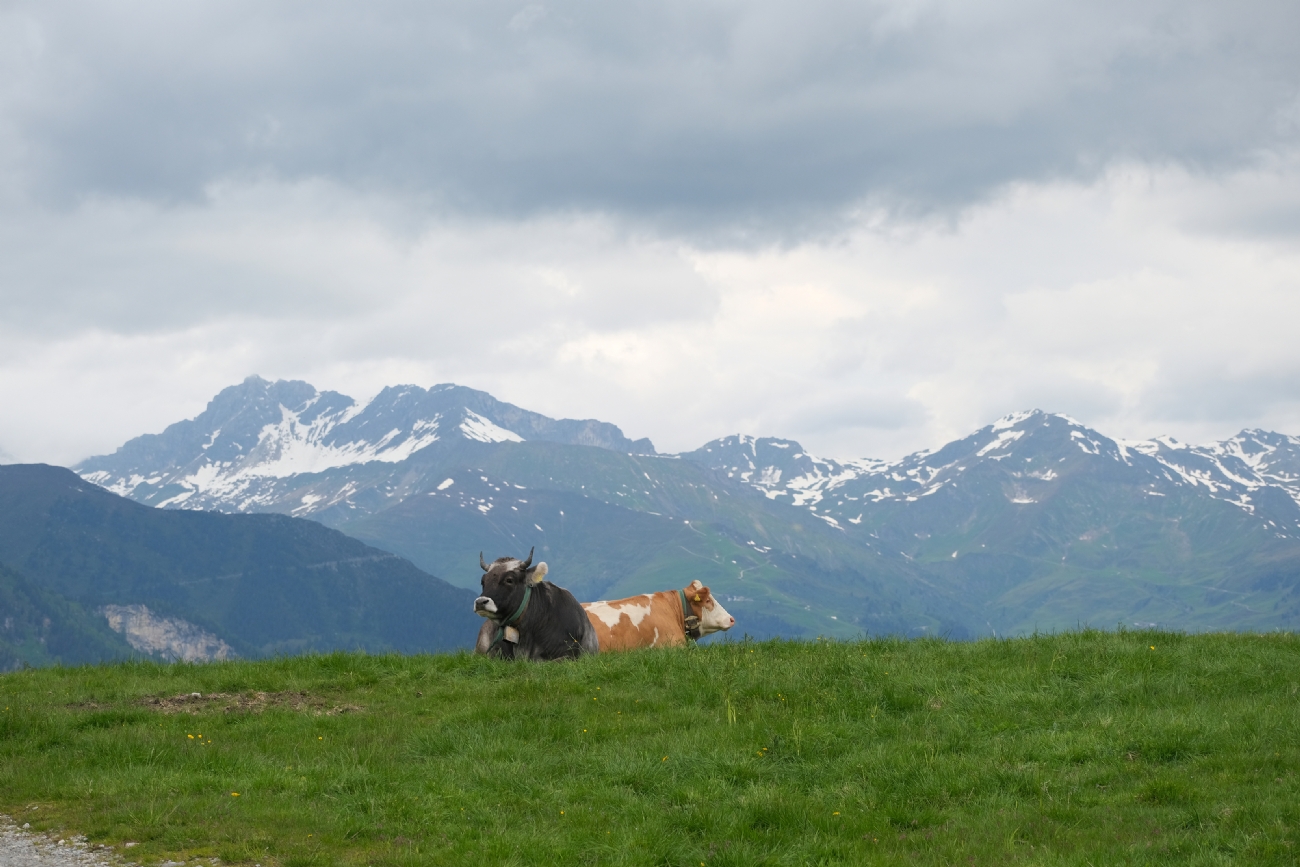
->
474, 548, 548, 620
684, 579, 736, 635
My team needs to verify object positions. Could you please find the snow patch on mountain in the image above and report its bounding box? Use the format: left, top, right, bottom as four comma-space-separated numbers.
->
83, 471, 163, 499
992, 410, 1038, 431
250, 406, 443, 478
460, 410, 524, 443
131, 409, 444, 509
978, 429, 1025, 456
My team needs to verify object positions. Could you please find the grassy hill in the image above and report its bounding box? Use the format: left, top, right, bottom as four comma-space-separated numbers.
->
0, 464, 480, 665
2, 632, 1298, 865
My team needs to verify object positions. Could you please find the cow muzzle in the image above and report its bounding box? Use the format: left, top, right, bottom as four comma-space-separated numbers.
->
474, 596, 499, 617
699, 599, 736, 634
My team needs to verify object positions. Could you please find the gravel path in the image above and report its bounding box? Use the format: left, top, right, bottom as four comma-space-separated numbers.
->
0, 817, 126, 867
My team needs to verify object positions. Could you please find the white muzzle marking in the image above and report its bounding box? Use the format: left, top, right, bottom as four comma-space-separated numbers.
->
474, 596, 499, 617
699, 598, 735, 634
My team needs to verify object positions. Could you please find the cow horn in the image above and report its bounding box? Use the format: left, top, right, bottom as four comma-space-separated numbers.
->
520, 546, 535, 570
480, 552, 489, 572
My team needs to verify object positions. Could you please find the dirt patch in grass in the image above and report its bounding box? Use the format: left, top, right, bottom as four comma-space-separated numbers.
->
72, 691, 363, 716
141, 691, 363, 716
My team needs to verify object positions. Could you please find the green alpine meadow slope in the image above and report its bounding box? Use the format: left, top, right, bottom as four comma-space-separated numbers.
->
329, 440, 966, 640
908, 477, 1300, 635
0, 464, 480, 667
2, 632, 1298, 866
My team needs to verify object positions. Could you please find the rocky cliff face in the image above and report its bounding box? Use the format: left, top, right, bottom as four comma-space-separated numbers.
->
101, 604, 236, 662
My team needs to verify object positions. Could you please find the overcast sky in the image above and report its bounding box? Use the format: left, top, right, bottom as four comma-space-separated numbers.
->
2, 0, 1299, 464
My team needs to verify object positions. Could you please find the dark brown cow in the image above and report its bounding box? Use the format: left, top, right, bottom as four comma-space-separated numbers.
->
473, 549, 598, 660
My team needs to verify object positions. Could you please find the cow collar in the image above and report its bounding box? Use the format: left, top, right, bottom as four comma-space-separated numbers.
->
678, 589, 702, 641
489, 584, 533, 651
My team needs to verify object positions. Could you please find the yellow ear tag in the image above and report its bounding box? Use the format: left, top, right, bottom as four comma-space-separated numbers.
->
694, 594, 701, 602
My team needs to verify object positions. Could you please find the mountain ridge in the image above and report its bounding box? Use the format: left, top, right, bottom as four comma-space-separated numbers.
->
690, 410, 1300, 537
71, 381, 1300, 639
79, 375, 655, 512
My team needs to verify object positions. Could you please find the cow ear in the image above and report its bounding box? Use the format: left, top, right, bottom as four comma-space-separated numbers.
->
526, 562, 548, 585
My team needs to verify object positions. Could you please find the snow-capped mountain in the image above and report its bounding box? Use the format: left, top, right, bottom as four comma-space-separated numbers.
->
680, 411, 1300, 634
1120, 430, 1300, 517
684, 411, 1300, 539
73, 381, 1300, 638
77, 376, 655, 513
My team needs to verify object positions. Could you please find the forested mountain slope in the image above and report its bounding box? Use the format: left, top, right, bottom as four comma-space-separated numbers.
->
0, 464, 479, 667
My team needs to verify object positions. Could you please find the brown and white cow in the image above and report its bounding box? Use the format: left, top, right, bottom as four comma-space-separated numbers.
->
582, 580, 735, 652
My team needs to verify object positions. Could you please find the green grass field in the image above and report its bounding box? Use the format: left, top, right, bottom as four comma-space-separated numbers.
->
2, 631, 1298, 866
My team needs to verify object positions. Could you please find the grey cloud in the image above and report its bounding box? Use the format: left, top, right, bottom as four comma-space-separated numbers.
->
0, 196, 373, 337
0, 185, 717, 338
784, 394, 928, 438
1140, 364, 1300, 428
4, 0, 1299, 236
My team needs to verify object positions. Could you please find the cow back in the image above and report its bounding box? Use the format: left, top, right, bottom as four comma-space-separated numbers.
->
583, 591, 689, 652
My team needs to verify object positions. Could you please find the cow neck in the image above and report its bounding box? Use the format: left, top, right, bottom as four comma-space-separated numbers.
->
678, 589, 702, 641
489, 584, 533, 652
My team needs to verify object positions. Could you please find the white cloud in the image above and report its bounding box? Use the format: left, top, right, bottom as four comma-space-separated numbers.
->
1, 158, 1298, 465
